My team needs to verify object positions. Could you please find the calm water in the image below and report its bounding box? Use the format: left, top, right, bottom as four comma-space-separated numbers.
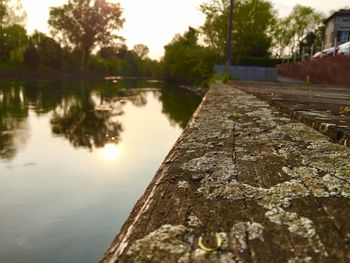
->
0, 79, 201, 263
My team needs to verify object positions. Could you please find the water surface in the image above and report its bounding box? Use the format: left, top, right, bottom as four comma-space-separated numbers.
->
0, 79, 201, 262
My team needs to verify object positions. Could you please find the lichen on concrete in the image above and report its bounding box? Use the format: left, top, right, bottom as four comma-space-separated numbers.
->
187, 215, 202, 229
103, 84, 350, 262
181, 90, 350, 258
230, 222, 264, 252
178, 181, 189, 189
127, 224, 190, 262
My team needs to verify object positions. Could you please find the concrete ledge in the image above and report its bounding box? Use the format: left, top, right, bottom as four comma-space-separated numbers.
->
236, 81, 350, 147
102, 83, 350, 262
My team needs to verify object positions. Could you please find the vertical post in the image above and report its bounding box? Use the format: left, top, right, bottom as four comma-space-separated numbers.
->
302, 46, 305, 61
321, 42, 324, 59
310, 45, 314, 60
225, 0, 234, 73
333, 38, 337, 56
294, 51, 296, 64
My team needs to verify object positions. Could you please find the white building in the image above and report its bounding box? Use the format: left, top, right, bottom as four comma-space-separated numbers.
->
324, 9, 350, 49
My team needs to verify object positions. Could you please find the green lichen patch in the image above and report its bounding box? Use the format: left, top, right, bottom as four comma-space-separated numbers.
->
127, 224, 190, 262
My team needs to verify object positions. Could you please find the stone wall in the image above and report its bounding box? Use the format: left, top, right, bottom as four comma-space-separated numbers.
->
277, 55, 350, 86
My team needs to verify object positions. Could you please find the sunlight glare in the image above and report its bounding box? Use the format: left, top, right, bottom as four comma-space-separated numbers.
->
102, 143, 120, 162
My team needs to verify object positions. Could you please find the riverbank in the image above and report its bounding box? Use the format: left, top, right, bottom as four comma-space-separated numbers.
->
102, 82, 350, 262
0, 69, 108, 81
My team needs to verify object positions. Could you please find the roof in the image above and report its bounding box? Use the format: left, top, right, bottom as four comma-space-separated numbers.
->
324, 9, 350, 24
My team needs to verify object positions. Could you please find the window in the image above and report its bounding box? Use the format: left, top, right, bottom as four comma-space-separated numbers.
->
337, 31, 349, 43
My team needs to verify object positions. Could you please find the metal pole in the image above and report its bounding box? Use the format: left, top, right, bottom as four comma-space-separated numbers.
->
226, 0, 234, 69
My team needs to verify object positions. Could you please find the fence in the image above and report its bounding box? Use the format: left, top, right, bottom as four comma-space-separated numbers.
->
215, 65, 277, 82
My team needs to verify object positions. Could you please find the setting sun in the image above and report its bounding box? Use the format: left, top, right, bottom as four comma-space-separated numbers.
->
102, 143, 120, 162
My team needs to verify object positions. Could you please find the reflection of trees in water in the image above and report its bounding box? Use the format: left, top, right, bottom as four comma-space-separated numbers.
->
0, 84, 29, 160
0, 79, 201, 159
50, 85, 124, 150
23, 81, 68, 114
99, 85, 148, 108
159, 86, 202, 129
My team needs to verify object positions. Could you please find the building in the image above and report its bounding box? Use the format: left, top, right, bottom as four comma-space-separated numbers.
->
324, 9, 350, 49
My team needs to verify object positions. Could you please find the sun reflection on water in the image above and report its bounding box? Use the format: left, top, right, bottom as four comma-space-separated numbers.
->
102, 143, 120, 163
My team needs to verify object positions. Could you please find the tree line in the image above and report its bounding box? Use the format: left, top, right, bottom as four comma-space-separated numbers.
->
0, 0, 159, 78
161, 0, 325, 83
0, 0, 325, 83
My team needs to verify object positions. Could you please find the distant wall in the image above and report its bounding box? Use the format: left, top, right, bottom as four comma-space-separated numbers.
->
277, 55, 350, 86
215, 65, 277, 82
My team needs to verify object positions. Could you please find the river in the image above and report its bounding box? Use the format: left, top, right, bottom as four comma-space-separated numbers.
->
0, 78, 201, 263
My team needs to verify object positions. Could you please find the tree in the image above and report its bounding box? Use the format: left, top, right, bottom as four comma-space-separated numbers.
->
162, 27, 215, 82
98, 46, 117, 60
280, 5, 324, 56
24, 31, 63, 69
200, 0, 276, 60
0, 24, 27, 61
133, 44, 149, 60
298, 26, 325, 56
48, 0, 125, 68
0, 0, 27, 61
272, 18, 292, 58
0, 0, 26, 29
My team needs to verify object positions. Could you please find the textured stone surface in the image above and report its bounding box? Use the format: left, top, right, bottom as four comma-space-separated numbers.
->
101, 83, 350, 263
237, 81, 350, 147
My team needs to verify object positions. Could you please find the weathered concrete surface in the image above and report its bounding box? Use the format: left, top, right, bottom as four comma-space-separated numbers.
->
236, 81, 350, 147
101, 83, 350, 263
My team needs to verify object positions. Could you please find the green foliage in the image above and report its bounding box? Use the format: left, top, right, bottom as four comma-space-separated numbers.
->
200, 0, 276, 60
48, 0, 125, 67
23, 44, 39, 68
24, 31, 62, 69
272, 5, 324, 57
203, 72, 234, 87
162, 27, 216, 83
89, 46, 160, 78
298, 26, 325, 56
0, 24, 27, 62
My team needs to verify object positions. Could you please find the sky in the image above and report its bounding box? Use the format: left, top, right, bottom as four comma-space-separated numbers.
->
21, 0, 350, 60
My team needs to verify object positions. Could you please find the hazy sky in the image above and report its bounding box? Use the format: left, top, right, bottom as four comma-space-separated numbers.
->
22, 0, 350, 60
